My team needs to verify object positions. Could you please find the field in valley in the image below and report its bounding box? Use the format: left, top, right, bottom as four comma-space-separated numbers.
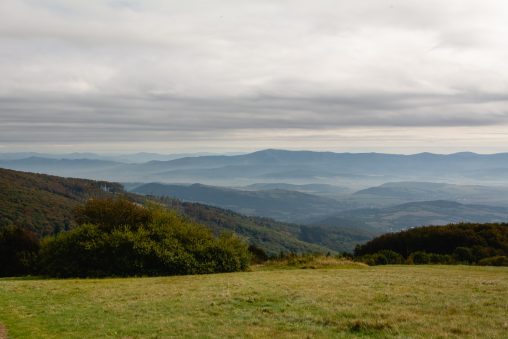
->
1, 265, 507, 338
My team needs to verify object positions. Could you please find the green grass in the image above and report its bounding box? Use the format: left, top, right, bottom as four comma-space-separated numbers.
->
1, 266, 507, 338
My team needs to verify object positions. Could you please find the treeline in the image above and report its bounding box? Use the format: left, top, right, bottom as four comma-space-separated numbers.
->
0, 198, 251, 277
354, 223, 508, 266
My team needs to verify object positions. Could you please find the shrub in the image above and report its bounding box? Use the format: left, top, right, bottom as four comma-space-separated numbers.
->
39, 198, 250, 277
248, 244, 269, 264
453, 247, 474, 264
428, 253, 454, 264
478, 256, 508, 266
408, 251, 431, 265
358, 250, 403, 266
74, 197, 152, 231
378, 250, 404, 264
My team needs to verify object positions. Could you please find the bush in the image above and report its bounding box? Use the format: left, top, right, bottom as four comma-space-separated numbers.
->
0, 226, 40, 277
478, 256, 508, 266
74, 197, 152, 231
378, 250, 404, 264
248, 244, 269, 264
358, 250, 403, 266
453, 247, 474, 264
408, 251, 431, 265
428, 253, 454, 264
39, 198, 251, 277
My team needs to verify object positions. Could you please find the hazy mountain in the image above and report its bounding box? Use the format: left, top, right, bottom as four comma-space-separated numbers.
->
130, 183, 346, 223
2, 149, 508, 186
242, 183, 353, 198
353, 182, 508, 206
0, 157, 124, 179
313, 200, 508, 233
0, 152, 224, 163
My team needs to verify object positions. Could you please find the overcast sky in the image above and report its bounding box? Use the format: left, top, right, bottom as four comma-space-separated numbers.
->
1, 0, 508, 154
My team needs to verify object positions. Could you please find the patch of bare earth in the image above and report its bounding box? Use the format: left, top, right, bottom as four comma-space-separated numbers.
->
0, 323, 7, 339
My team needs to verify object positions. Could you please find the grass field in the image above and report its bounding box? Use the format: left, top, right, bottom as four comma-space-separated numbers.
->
1, 265, 507, 338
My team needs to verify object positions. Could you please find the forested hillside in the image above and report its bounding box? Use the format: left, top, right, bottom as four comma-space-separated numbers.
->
1, 168, 366, 255
0, 168, 122, 235
355, 223, 508, 265
131, 182, 345, 222
153, 197, 353, 255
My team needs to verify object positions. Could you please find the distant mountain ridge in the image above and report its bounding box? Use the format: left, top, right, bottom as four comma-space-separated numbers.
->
2, 149, 508, 185
0, 152, 228, 163
313, 200, 508, 233
353, 181, 508, 206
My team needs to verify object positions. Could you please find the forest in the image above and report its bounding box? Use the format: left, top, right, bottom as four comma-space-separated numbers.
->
354, 223, 508, 266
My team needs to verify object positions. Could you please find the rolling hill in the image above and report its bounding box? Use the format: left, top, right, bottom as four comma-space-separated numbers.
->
130, 183, 346, 222
313, 200, 508, 233
353, 181, 508, 206
1, 168, 368, 254
0, 168, 122, 236
242, 182, 353, 198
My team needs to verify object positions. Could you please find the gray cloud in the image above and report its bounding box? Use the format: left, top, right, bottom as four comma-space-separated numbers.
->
1, 0, 508, 152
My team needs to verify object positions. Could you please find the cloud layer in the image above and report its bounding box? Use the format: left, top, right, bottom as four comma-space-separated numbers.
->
1, 0, 508, 153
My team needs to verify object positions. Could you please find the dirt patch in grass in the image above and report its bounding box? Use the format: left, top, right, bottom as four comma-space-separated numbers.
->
0, 323, 7, 339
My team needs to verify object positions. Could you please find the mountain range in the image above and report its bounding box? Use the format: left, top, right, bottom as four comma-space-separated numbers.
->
2, 149, 508, 248
2, 149, 508, 186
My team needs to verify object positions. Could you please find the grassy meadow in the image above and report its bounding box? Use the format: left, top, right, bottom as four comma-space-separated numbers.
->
1, 265, 507, 338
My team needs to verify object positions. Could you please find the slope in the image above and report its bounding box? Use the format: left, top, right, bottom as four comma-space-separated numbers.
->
0, 167, 123, 235
131, 183, 345, 223
0, 168, 356, 254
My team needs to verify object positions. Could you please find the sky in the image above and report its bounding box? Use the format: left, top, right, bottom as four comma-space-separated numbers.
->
1, 0, 508, 154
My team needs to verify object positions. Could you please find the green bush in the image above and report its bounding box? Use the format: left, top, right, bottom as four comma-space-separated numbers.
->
358, 250, 403, 266
428, 253, 454, 264
408, 251, 431, 265
39, 199, 250, 277
74, 197, 152, 231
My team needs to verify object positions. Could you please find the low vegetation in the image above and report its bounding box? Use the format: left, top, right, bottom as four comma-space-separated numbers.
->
0, 266, 507, 338
253, 253, 367, 270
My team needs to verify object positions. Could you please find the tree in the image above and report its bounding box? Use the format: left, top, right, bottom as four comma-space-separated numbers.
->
0, 226, 40, 277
